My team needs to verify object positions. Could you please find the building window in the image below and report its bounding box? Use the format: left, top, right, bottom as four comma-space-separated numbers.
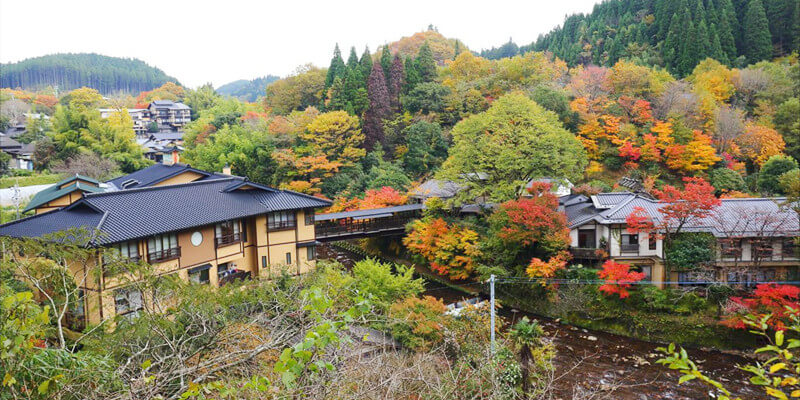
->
783, 238, 798, 259
307, 246, 316, 261
305, 211, 315, 226
261, 256, 267, 269
720, 239, 742, 258
620, 234, 639, 252
188, 264, 211, 284
648, 234, 657, 251
285, 252, 292, 265
215, 220, 241, 247
268, 211, 296, 230
577, 229, 596, 248
147, 233, 179, 263
114, 288, 143, 317
217, 262, 232, 279
103, 240, 139, 263
753, 239, 774, 260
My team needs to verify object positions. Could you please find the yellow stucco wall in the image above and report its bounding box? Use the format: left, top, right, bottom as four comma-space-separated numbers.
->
152, 171, 206, 187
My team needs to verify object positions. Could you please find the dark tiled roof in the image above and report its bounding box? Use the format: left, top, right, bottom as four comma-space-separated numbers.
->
1, 177, 331, 245
316, 204, 425, 221
106, 163, 211, 189
0, 204, 105, 241
23, 175, 104, 213
566, 193, 799, 237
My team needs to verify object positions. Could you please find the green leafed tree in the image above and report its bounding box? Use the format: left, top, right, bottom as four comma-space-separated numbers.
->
438, 92, 587, 202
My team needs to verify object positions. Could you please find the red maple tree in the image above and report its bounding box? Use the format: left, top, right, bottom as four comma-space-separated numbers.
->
626, 177, 720, 245
597, 260, 646, 299
492, 182, 571, 254
723, 284, 800, 331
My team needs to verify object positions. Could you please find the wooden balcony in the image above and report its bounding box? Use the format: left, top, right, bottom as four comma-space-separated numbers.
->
569, 247, 607, 260
219, 270, 251, 286
148, 247, 181, 263
215, 232, 241, 247
620, 244, 640, 253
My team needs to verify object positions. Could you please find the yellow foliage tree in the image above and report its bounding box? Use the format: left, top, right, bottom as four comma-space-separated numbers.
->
735, 124, 787, 167
302, 111, 365, 168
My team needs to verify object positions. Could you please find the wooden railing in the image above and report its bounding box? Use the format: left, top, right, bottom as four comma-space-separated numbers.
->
316, 212, 417, 238
215, 232, 241, 247
148, 247, 181, 263
219, 270, 251, 286
569, 247, 606, 260
620, 244, 640, 253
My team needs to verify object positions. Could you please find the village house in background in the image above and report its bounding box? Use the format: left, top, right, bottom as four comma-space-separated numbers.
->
0, 163, 330, 326
147, 100, 190, 132
99, 108, 150, 135
0, 133, 34, 170
563, 192, 800, 288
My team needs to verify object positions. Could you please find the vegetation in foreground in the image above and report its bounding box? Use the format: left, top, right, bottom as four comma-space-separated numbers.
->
1, 234, 555, 400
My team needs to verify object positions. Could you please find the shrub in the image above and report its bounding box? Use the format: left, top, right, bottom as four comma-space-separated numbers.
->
758, 155, 798, 195
352, 258, 424, 312
665, 232, 715, 270
709, 168, 746, 194
389, 296, 448, 351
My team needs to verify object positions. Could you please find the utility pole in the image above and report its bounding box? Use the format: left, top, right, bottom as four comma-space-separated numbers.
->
489, 274, 495, 354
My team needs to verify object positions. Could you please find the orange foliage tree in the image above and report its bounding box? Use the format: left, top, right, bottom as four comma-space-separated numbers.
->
734, 124, 787, 167
328, 186, 408, 212
597, 260, 646, 299
403, 218, 482, 280
526, 251, 570, 281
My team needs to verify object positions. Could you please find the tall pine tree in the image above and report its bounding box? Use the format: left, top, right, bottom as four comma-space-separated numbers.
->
359, 47, 373, 80
346, 47, 360, 69
363, 61, 391, 150
743, 0, 774, 63
416, 43, 437, 83
380, 46, 392, 80
388, 54, 405, 112
325, 44, 347, 89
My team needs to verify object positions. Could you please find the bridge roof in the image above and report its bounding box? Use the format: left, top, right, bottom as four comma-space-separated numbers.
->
316, 203, 425, 221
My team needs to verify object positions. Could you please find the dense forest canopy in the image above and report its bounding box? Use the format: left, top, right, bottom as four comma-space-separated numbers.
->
0, 53, 179, 94
216, 75, 280, 101
481, 0, 800, 75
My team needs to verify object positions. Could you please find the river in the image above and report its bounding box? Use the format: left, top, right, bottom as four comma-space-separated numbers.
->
318, 243, 765, 400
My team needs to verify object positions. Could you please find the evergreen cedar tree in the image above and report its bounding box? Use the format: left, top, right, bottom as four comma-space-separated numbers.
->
389, 55, 405, 112
481, 0, 795, 76
363, 61, 391, 151
0, 53, 178, 94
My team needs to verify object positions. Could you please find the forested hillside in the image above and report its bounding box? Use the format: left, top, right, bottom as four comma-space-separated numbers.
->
0, 53, 179, 94
216, 76, 280, 101
481, 0, 800, 75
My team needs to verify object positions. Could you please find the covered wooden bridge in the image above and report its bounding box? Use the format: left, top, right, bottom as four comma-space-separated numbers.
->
315, 204, 425, 242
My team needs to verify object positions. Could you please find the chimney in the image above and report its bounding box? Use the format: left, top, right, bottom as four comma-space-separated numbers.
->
222, 163, 231, 175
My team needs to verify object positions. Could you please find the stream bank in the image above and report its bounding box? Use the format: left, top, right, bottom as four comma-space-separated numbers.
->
319, 242, 766, 399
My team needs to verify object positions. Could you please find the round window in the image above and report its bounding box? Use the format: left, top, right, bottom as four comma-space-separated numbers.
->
190, 231, 203, 246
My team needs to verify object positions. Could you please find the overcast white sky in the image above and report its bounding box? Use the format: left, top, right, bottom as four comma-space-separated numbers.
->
0, 0, 598, 88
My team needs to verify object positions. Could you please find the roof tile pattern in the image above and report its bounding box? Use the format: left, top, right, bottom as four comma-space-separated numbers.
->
1, 177, 331, 244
